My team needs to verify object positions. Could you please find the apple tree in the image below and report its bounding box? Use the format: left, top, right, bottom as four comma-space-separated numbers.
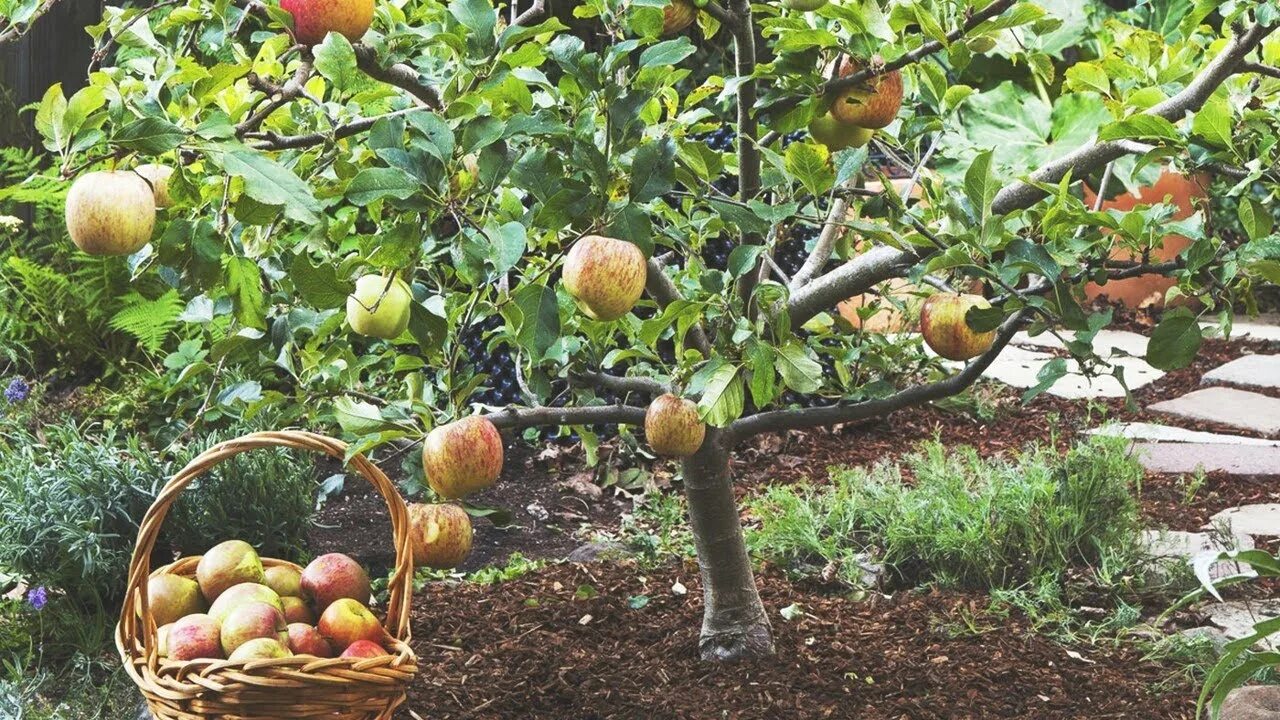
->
34, 0, 1280, 660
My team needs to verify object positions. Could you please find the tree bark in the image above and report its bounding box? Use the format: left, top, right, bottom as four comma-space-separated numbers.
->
680, 428, 773, 660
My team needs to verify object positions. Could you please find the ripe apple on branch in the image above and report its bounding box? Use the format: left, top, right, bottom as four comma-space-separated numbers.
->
48, 0, 1280, 664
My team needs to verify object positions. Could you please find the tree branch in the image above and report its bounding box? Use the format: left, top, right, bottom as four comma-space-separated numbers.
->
236, 60, 314, 137
731, 0, 766, 312
352, 43, 442, 109
512, 0, 546, 26
484, 403, 647, 430
785, 244, 915, 326
991, 21, 1275, 215
701, 0, 740, 31
646, 258, 714, 358
726, 307, 1031, 442
572, 370, 671, 397
0, 0, 62, 46
246, 106, 431, 150
1241, 61, 1280, 80
789, 196, 848, 289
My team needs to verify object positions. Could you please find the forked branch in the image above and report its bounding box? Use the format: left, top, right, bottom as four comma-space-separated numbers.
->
484, 403, 647, 429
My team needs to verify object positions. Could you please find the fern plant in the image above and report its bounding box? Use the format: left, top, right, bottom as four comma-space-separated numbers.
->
109, 290, 183, 354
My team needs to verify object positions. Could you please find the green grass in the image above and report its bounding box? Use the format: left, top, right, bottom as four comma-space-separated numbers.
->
746, 435, 1147, 592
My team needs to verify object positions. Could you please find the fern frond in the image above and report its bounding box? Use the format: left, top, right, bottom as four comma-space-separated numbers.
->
109, 289, 183, 353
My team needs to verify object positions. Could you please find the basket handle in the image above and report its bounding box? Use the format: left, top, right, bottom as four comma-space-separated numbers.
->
118, 430, 414, 656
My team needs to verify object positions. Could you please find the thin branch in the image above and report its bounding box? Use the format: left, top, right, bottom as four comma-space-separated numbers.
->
572, 370, 671, 397
789, 195, 849, 289
701, 0, 740, 31
512, 0, 546, 26
352, 43, 442, 109
484, 403, 647, 430
246, 106, 431, 150
1241, 61, 1280, 79
236, 60, 314, 137
646, 257, 713, 358
0, 0, 62, 46
991, 21, 1275, 215
727, 307, 1032, 442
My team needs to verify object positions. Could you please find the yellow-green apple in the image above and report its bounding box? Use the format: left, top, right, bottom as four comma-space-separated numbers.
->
208, 582, 284, 625
227, 637, 292, 662
422, 416, 504, 499
263, 566, 304, 598
301, 553, 371, 611
346, 274, 413, 340
919, 293, 996, 361
450, 154, 480, 197
783, 0, 827, 9
220, 601, 288, 657
196, 540, 265, 602
280, 596, 315, 624
286, 623, 333, 657
280, 0, 373, 45
134, 164, 174, 209
147, 574, 207, 627
808, 112, 874, 151
408, 503, 473, 570
166, 613, 222, 660
662, 0, 696, 35
317, 598, 383, 649
64, 171, 155, 256
340, 640, 387, 659
156, 623, 172, 657
644, 393, 707, 457
829, 56, 903, 129
562, 235, 647, 321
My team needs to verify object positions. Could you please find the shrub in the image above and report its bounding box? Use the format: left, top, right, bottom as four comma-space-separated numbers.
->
165, 420, 319, 564
0, 423, 164, 608
747, 436, 1145, 592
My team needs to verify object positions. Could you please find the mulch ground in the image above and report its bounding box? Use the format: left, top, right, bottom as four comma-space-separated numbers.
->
405, 562, 1193, 719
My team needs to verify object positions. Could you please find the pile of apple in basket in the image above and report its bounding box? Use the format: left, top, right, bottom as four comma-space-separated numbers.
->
152, 542, 394, 662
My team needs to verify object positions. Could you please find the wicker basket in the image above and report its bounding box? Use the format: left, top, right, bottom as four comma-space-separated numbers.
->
116, 430, 418, 720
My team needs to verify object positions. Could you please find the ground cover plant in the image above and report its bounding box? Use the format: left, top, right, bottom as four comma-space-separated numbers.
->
8, 0, 1280, 666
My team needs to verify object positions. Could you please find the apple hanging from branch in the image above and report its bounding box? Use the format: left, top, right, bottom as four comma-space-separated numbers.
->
562, 235, 648, 321
645, 394, 707, 457
64, 170, 156, 256
919, 293, 997, 361
662, 0, 697, 36
422, 417, 504, 499
807, 112, 874, 151
280, 0, 374, 46
828, 56, 903, 129
346, 274, 413, 340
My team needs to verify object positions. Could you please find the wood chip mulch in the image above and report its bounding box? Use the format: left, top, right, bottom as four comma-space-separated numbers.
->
405, 563, 1193, 719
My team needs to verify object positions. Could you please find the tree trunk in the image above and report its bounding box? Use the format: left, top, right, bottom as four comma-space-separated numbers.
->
680, 428, 773, 661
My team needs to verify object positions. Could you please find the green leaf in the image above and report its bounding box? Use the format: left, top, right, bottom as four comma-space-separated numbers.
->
313, 33, 361, 94
512, 283, 560, 359
408, 112, 455, 162
345, 167, 419, 205
333, 396, 407, 435
784, 142, 834, 198
1005, 237, 1061, 279
408, 299, 448, 354
697, 362, 743, 428
1147, 308, 1202, 370
223, 255, 267, 329
964, 149, 997, 216
1191, 96, 1233, 150
639, 38, 695, 67
727, 245, 764, 278
114, 116, 186, 154
630, 138, 676, 202
774, 341, 822, 394
912, 3, 949, 47
1097, 115, 1180, 143
489, 221, 527, 274
449, 0, 497, 40
220, 150, 321, 224
290, 254, 352, 309
1238, 197, 1272, 242
747, 343, 776, 408
34, 83, 67, 152
1063, 61, 1109, 95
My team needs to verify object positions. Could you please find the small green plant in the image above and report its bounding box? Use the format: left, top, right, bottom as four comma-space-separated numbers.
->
747, 436, 1146, 592
618, 491, 695, 565
1180, 468, 1209, 506
412, 552, 546, 589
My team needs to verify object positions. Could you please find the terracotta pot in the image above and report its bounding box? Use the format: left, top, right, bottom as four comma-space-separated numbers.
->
1082, 171, 1208, 308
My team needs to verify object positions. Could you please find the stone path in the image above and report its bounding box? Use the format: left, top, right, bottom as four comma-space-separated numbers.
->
974, 329, 1164, 399
1130, 443, 1280, 475
1203, 354, 1280, 390
1149, 386, 1280, 435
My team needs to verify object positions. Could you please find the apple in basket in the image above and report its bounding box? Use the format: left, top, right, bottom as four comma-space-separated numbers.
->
301, 553, 371, 611
208, 582, 283, 624
281, 596, 315, 624
340, 640, 388, 659
166, 613, 223, 661
287, 623, 334, 657
228, 637, 292, 662
263, 566, 304, 598
318, 598, 383, 649
196, 540, 265, 601
147, 574, 206, 627
220, 601, 288, 657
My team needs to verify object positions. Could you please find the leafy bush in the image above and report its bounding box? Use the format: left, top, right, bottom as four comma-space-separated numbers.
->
166, 425, 318, 564
747, 436, 1145, 591
0, 423, 164, 608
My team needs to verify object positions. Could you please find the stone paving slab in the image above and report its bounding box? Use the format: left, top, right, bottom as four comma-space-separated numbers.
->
978, 346, 1162, 399
1203, 354, 1280, 390
1012, 329, 1152, 357
1149, 387, 1280, 435
1089, 422, 1280, 446
1204, 599, 1280, 650
1141, 529, 1255, 581
1131, 442, 1280, 475
1209, 504, 1280, 537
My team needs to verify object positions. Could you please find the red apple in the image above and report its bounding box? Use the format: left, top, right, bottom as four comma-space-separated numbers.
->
645, 394, 707, 457
408, 503, 473, 570
317, 598, 384, 649
422, 417, 503, 500
828, 56, 903, 129
147, 574, 206, 627
220, 601, 288, 657
562, 235, 648, 321
208, 582, 283, 625
167, 613, 222, 661
662, 0, 696, 35
301, 553, 371, 612
196, 540, 265, 602
280, 0, 374, 46
286, 623, 334, 657
280, 596, 315, 624
64, 171, 155, 256
919, 293, 996, 361
340, 640, 388, 659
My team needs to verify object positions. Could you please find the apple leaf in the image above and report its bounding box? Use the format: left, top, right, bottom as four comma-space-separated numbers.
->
222, 255, 267, 330
314, 33, 361, 95
1147, 308, 1203, 370
774, 341, 822, 394
220, 150, 321, 224
114, 116, 186, 154
784, 142, 834, 199
290, 254, 352, 309
512, 283, 560, 360
1238, 197, 1273, 242
345, 167, 419, 205
640, 38, 696, 67
696, 362, 744, 428
630, 138, 676, 202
